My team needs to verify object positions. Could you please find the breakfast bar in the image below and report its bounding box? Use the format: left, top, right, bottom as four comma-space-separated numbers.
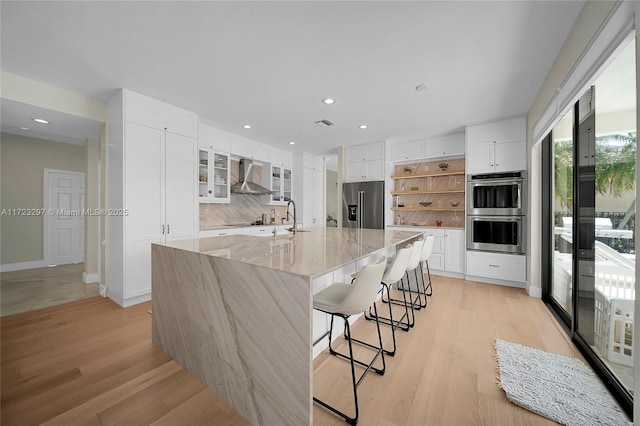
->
151, 227, 421, 425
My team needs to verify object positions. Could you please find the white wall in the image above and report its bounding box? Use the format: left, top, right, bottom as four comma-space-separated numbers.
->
527, 0, 619, 296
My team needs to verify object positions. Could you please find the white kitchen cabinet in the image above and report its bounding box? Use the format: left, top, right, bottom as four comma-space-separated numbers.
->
390, 140, 424, 162
466, 116, 526, 174
345, 159, 384, 182
263, 164, 292, 205
467, 140, 526, 174
424, 132, 465, 158
230, 134, 271, 163
346, 141, 384, 162
466, 116, 526, 146
443, 229, 464, 273
466, 250, 526, 283
107, 90, 198, 307
391, 227, 464, 275
199, 228, 245, 238
345, 141, 385, 182
198, 148, 230, 203
270, 148, 294, 169
293, 152, 325, 228
199, 123, 230, 152
124, 90, 198, 139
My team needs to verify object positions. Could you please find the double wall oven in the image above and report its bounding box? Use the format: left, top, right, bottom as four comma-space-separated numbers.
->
466, 171, 526, 254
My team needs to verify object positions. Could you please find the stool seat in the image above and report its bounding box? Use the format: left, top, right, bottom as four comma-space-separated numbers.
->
313, 282, 354, 314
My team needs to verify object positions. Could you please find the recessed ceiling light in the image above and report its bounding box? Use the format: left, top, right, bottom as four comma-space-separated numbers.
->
289, 141, 296, 145
415, 83, 429, 92
358, 124, 368, 129
19, 126, 29, 130
321, 98, 335, 105
242, 124, 252, 129
32, 118, 49, 124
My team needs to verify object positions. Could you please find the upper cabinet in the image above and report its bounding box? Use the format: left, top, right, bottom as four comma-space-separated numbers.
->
198, 124, 231, 203
124, 90, 198, 139
466, 117, 526, 174
346, 141, 384, 162
198, 123, 230, 152
230, 134, 271, 163
390, 132, 464, 162
344, 141, 385, 182
424, 133, 465, 158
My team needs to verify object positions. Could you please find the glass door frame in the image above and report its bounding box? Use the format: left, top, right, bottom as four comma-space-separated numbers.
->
542, 101, 633, 417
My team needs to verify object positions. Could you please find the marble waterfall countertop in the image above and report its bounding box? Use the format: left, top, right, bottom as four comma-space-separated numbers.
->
152, 227, 423, 425
162, 227, 421, 279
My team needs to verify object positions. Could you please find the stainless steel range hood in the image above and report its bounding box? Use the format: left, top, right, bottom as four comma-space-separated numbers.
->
230, 159, 274, 195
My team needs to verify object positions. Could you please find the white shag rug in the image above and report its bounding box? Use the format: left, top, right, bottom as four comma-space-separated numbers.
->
495, 339, 630, 426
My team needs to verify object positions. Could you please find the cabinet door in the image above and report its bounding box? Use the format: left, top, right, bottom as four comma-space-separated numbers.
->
345, 162, 364, 182
125, 122, 164, 240
466, 143, 494, 174
444, 230, 464, 273
125, 90, 198, 138
346, 141, 384, 162
165, 133, 197, 241
199, 124, 230, 152
311, 168, 324, 226
494, 140, 526, 172
390, 140, 423, 162
363, 159, 384, 180
425, 133, 465, 158
211, 151, 230, 203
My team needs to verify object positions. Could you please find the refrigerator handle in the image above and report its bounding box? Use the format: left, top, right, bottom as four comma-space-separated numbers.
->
358, 190, 365, 228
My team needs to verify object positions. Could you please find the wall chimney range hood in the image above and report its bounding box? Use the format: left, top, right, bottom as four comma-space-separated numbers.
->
230, 159, 274, 195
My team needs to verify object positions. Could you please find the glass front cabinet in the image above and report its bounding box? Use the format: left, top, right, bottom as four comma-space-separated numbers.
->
198, 148, 230, 203
267, 165, 292, 204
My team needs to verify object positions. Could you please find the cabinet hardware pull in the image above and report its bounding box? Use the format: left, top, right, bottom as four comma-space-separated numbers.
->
167, 224, 170, 234
219, 232, 227, 236
162, 225, 165, 234
489, 264, 500, 267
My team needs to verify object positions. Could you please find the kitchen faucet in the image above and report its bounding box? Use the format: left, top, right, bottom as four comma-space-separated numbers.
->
286, 199, 297, 233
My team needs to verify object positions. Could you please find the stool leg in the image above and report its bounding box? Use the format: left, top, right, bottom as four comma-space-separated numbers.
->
425, 259, 433, 296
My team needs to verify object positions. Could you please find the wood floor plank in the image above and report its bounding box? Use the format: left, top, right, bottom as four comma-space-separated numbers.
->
1, 272, 620, 426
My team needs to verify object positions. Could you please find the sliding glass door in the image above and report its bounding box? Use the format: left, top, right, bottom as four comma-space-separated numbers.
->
543, 39, 636, 413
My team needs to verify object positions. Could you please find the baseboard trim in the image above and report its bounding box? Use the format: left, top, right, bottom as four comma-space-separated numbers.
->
83, 272, 99, 284
99, 284, 107, 297
526, 282, 542, 298
0, 260, 47, 272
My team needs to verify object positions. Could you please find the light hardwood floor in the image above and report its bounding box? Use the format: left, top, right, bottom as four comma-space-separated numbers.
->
1, 264, 99, 317
2, 275, 595, 425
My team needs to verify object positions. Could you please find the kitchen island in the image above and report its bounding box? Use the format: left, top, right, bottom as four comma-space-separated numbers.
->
151, 227, 421, 425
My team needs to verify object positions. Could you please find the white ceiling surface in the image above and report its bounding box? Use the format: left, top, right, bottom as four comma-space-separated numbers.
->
1, 1, 585, 155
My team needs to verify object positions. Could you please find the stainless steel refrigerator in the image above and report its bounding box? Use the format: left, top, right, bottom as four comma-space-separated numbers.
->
342, 181, 385, 229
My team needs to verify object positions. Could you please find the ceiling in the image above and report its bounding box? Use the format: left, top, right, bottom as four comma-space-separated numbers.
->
1, 1, 585, 156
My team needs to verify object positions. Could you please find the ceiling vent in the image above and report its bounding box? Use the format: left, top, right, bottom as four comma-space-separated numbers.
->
315, 119, 334, 127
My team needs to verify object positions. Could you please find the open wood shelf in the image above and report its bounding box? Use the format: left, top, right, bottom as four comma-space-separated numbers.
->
391, 190, 465, 195
391, 171, 465, 179
391, 207, 465, 212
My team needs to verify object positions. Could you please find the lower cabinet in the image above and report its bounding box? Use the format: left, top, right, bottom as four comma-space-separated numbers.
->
466, 250, 526, 283
391, 227, 465, 275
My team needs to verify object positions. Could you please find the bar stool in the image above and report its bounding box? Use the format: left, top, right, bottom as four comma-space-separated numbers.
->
363, 244, 413, 356
384, 238, 424, 327
313, 256, 387, 425
414, 234, 435, 309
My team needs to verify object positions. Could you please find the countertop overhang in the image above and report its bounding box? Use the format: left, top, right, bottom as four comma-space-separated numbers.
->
157, 227, 421, 279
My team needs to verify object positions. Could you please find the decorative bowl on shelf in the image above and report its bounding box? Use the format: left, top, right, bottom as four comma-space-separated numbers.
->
419, 201, 433, 207
450, 201, 460, 207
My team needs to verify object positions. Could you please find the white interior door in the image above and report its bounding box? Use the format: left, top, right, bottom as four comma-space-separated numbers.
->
45, 170, 85, 265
